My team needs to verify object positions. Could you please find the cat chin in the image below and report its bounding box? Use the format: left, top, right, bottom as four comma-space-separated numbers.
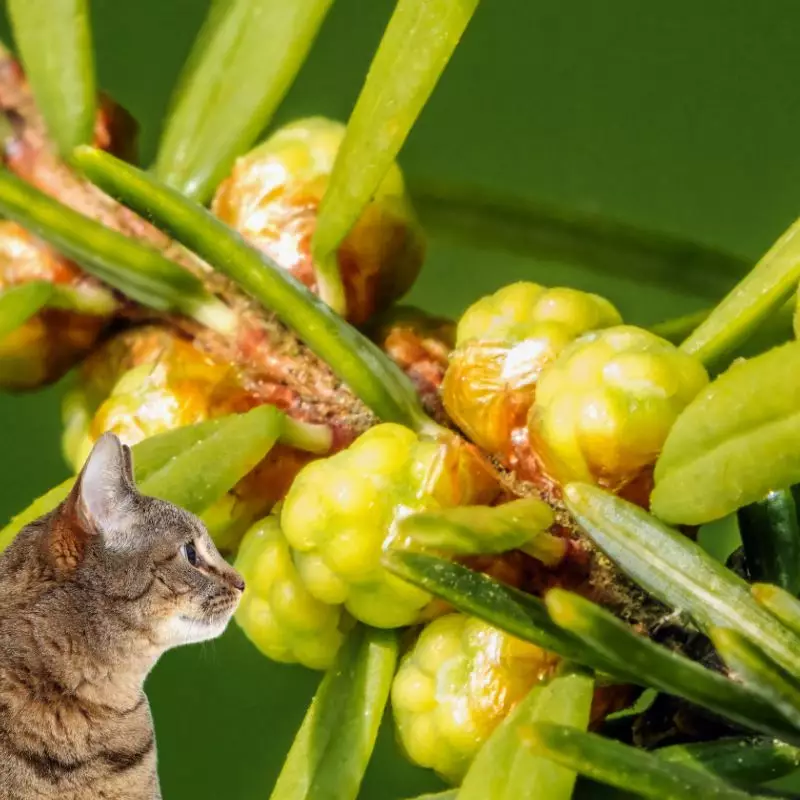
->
161, 613, 232, 648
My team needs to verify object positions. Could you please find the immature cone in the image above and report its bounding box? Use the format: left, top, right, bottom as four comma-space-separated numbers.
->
0, 222, 117, 390
529, 325, 709, 492
62, 327, 313, 551
367, 305, 455, 419
62, 326, 253, 469
234, 516, 347, 670
212, 117, 425, 324
392, 613, 560, 783
442, 282, 622, 456
280, 424, 501, 628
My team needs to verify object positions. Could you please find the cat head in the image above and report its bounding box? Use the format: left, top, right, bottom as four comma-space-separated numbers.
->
48, 432, 245, 651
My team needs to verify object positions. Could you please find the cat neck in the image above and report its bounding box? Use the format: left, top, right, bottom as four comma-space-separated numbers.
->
0, 529, 161, 713
45, 602, 161, 711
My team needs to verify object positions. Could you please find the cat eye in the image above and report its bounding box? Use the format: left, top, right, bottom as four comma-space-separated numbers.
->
182, 542, 199, 567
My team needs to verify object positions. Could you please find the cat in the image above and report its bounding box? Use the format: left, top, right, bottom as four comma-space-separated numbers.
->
0, 432, 245, 800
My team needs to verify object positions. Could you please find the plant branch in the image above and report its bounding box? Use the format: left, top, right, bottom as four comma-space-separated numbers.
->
412, 181, 748, 300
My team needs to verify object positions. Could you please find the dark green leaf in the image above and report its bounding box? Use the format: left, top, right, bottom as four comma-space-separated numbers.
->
564, 483, 800, 679
656, 301, 793, 361
0, 277, 117, 332
459, 670, 594, 800
651, 309, 712, 343
280, 417, 333, 455
0, 281, 53, 339
312, 0, 480, 311
736, 299, 796, 355
604, 687, 657, 721
0, 168, 235, 333
382, 550, 626, 676
738, 490, 800, 595
753, 583, 800, 637
711, 627, 800, 731
412, 182, 747, 302
681, 214, 800, 367
0, 279, 115, 325
653, 342, 800, 525
795, 282, 800, 339
575, 734, 800, 797
396, 498, 564, 564
155, 0, 334, 203
47, 282, 118, 315
545, 589, 799, 742
139, 405, 282, 513
7, 0, 95, 156
0, 412, 275, 550
657, 736, 800, 785
133, 411, 328, 475
131, 419, 229, 481
73, 146, 433, 431
524, 724, 769, 800
270, 626, 398, 800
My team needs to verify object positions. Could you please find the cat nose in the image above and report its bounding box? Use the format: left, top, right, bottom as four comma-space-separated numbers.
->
230, 574, 246, 592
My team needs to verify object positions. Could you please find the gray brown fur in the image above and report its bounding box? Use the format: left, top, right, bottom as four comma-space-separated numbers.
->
0, 433, 245, 799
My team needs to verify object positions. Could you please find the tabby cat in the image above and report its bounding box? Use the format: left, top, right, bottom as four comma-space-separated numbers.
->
0, 432, 245, 799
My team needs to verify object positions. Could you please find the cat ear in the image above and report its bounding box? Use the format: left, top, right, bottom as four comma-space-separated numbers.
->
120, 442, 135, 483
74, 432, 139, 549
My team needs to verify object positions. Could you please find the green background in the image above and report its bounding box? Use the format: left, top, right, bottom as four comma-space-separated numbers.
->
1, 0, 800, 796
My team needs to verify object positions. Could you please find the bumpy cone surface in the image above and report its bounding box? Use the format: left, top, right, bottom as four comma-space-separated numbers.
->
529, 325, 709, 492
62, 326, 314, 551
443, 282, 622, 456
0, 221, 117, 390
235, 515, 348, 670
213, 117, 425, 324
392, 613, 560, 783
280, 424, 501, 628
367, 305, 455, 419
62, 326, 253, 468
